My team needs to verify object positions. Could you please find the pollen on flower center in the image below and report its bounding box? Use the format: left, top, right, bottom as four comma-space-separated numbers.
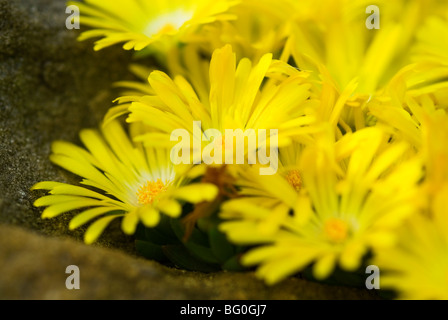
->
324, 218, 349, 243
285, 170, 302, 192
137, 179, 167, 205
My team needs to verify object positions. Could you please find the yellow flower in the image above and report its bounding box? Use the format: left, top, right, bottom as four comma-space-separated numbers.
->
219, 142, 315, 237
372, 10, 448, 107
365, 13, 448, 150
31, 120, 218, 244
405, 11, 448, 100
374, 201, 448, 300
371, 100, 448, 299
282, 0, 448, 131
220, 126, 422, 284
114, 44, 316, 155
368, 92, 448, 154
413, 11, 448, 67
195, 0, 296, 62
287, 0, 411, 95
71, 0, 239, 51
289, 0, 448, 94
421, 111, 448, 195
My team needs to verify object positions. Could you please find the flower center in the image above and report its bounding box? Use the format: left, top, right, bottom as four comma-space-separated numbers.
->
285, 170, 302, 192
137, 179, 167, 205
324, 218, 349, 243
144, 9, 193, 37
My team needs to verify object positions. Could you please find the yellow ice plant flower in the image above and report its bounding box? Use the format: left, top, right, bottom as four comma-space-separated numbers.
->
373, 113, 448, 299
406, 11, 448, 101
413, 12, 448, 67
368, 93, 447, 153
421, 111, 448, 196
365, 13, 448, 148
31, 120, 218, 244
373, 204, 448, 300
219, 142, 321, 237
372, 10, 448, 108
282, 0, 447, 131
71, 0, 239, 51
196, 0, 296, 62
110, 44, 317, 162
286, 0, 417, 96
220, 126, 422, 284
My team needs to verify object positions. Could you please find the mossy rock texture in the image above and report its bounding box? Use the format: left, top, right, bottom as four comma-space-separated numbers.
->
0, 0, 380, 300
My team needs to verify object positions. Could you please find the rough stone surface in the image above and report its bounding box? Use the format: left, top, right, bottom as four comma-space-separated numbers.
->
0, 0, 380, 300
0, 225, 379, 300
0, 0, 136, 252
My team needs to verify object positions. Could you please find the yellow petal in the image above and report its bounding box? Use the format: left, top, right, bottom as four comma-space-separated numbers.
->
313, 253, 337, 280
121, 209, 139, 235
84, 215, 122, 245
69, 207, 119, 230
138, 206, 160, 227
158, 199, 182, 217
173, 183, 218, 203
41, 199, 103, 219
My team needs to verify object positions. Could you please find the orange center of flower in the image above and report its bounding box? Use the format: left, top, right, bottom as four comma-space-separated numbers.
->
324, 218, 349, 243
137, 179, 167, 205
159, 23, 176, 34
285, 170, 302, 192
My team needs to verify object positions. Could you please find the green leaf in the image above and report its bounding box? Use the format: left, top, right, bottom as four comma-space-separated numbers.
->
135, 240, 167, 262
196, 215, 221, 233
162, 245, 220, 273
185, 242, 220, 265
222, 255, 247, 272
144, 225, 179, 245
209, 226, 235, 263
134, 223, 147, 241
169, 218, 219, 264
157, 215, 179, 240
170, 218, 209, 246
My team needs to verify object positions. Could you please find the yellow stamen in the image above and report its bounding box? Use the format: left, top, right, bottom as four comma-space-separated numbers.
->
324, 218, 349, 243
285, 170, 302, 192
137, 179, 167, 205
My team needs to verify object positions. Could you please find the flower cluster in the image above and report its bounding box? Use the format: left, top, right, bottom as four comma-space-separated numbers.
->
33, 0, 448, 299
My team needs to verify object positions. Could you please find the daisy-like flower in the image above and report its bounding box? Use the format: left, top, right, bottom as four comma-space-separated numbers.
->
282, 0, 448, 132
405, 11, 448, 101
420, 111, 448, 195
373, 197, 448, 299
413, 10, 448, 67
195, 0, 296, 62
374, 112, 448, 299
285, 0, 416, 96
365, 11, 448, 148
218, 142, 316, 238
31, 120, 218, 244
368, 91, 448, 152
107, 44, 318, 168
71, 0, 239, 51
219, 126, 422, 284
372, 9, 448, 108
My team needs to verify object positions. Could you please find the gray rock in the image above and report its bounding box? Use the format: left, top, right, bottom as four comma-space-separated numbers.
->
0, 0, 136, 251
0, 224, 380, 299
0, 0, 380, 300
